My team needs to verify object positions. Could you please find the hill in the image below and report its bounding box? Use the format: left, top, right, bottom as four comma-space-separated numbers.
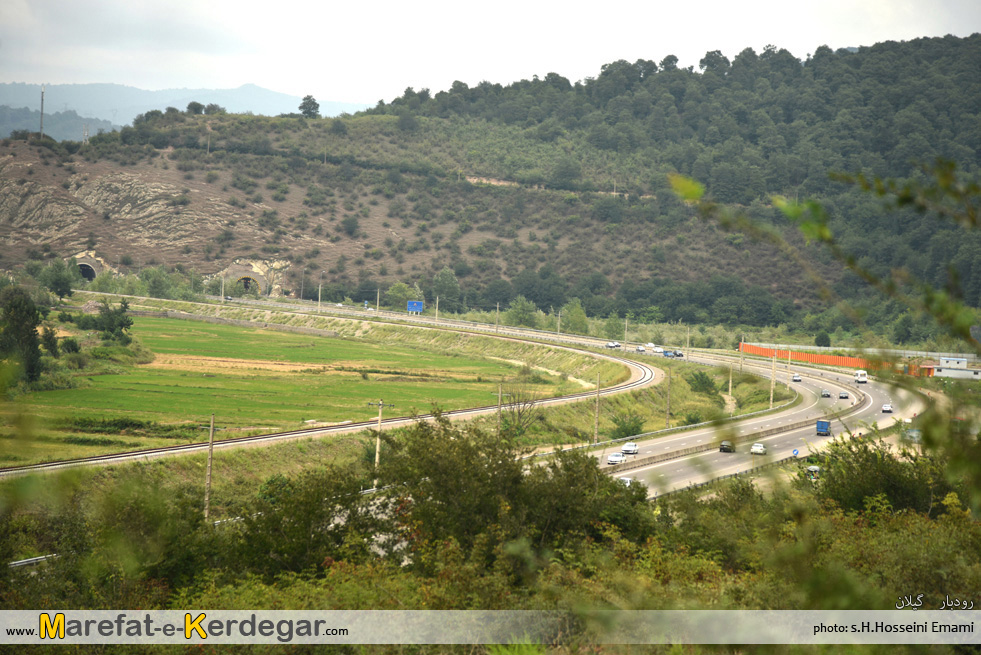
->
1, 34, 979, 335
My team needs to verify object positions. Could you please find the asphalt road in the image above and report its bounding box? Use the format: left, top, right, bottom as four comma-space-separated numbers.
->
600, 354, 926, 496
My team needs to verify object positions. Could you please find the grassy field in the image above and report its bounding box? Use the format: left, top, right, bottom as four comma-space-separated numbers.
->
2, 315, 610, 467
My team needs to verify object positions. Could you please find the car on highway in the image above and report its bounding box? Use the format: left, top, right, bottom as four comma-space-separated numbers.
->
792, 374, 802, 382
719, 440, 735, 453
607, 452, 626, 465
621, 442, 639, 455
635, 345, 645, 353
674, 351, 685, 357
839, 391, 849, 399
663, 351, 675, 357
750, 442, 767, 455
882, 403, 893, 413
617, 477, 639, 487
605, 341, 621, 349
821, 389, 832, 398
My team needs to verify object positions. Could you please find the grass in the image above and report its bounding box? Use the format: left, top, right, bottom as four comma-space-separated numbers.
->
2, 313, 615, 467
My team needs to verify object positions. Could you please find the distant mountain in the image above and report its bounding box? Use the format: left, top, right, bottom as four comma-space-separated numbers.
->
0, 106, 117, 143
0, 83, 370, 128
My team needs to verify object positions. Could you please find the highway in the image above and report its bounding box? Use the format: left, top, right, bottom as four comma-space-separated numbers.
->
4, 291, 927, 483
599, 352, 926, 496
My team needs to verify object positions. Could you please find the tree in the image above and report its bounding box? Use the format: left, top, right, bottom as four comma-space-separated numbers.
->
505, 295, 538, 328
432, 267, 461, 312
378, 413, 526, 556
186, 101, 204, 115
499, 383, 543, 439
560, 298, 589, 335
40, 325, 59, 358
384, 281, 421, 309
203, 103, 225, 115
0, 286, 42, 383
38, 259, 75, 300
815, 331, 831, 348
610, 412, 644, 439
299, 95, 320, 119
603, 312, 624, 340
550, 157, 581, 188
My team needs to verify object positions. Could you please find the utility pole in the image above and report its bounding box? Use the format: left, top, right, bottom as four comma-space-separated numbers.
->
299, 272, 304, 301
624, 316, 628, 343
367, 399, 394, 488
728, 362, 733, 396
557, 310, 561, 336
769, 352, 777, 409
317, 270, 324, 312
686, 325, 691, 357
435, 296, 439, 325
220, 276, 224, 300
498, 381, 503, 435
666, 363, 672, 429
39, 85, 45, 142
495, 302, 499, 333
204, 414, 215, 520
787, 348, 793, 387
594, 373, 601, 443
376, 288, 380, 313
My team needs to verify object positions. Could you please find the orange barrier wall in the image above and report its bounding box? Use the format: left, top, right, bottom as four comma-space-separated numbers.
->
739, 343, 874, 369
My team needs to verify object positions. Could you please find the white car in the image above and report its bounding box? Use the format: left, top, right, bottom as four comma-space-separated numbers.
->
635, 345, 645, 353
621, 442, 639, 455
792, 374, 802, 382
750, 443, 767, 455
607, 452, 626, 465
645, 343, 656, 350
839, 391, 849, 399
882, 403, 893, 413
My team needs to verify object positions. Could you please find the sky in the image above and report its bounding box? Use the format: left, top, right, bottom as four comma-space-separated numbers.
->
2, 0, 980, 106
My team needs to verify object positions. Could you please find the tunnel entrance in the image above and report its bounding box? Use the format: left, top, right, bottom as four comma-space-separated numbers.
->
77, 263, 96, 281
238, 276, 260, 292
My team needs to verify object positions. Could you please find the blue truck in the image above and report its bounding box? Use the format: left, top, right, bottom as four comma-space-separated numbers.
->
816, 420, 832, 437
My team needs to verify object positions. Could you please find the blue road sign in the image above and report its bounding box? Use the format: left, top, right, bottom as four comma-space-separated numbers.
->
793, 449, 799, 457
407, 300, 424, 313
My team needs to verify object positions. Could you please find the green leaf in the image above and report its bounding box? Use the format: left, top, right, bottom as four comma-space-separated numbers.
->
668, 174, 704, 202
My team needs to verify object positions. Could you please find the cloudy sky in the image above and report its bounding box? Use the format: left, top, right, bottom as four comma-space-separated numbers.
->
2, 0, 979, 105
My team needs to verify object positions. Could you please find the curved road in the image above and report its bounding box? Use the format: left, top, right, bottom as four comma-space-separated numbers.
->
603, 352, 926, 495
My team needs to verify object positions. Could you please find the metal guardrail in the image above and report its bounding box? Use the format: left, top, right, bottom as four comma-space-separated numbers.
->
8, 554, 58, 569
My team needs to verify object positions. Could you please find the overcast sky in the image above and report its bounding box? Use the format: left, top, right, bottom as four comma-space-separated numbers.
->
2, 0, 980, 106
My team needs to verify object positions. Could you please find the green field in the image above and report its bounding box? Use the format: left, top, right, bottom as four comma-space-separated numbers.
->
2, 317, 598, 466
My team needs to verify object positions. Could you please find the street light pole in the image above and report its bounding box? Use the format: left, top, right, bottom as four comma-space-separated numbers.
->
317, 270, 324, 312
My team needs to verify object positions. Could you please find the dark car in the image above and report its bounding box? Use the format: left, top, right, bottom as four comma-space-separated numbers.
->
719, 440, 735, 453
674, 351, 685, 357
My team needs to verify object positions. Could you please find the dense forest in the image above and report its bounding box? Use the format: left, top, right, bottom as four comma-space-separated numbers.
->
5, 35, 980, 340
